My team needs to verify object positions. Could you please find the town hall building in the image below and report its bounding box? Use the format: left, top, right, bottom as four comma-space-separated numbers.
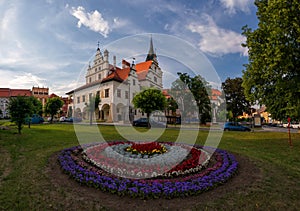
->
66, 38, 163, 123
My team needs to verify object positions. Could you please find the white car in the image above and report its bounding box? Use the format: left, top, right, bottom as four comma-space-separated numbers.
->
283, 123, 290, 128
291, 123, 300, 129
59, 116, 66, 122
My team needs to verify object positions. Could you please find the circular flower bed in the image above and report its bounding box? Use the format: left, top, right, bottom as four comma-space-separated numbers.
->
58, 141, 238, 199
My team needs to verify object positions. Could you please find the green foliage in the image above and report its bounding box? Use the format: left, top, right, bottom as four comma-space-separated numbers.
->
171, 73, 211, 124
7, 96, 32, 134
0, 124, 299, 209
45, 97, 63, 123
166, 97, 178, 115
28, 96, 43, 116
242, 0, 300, 120
132, 88, 166, 126
222, 77, 251, 119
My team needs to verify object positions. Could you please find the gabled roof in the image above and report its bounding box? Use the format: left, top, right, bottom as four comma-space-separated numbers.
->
135, 61, 152, 81
212, 89, 222, 96
101, 60, 153, 83
101, 67, 131, 83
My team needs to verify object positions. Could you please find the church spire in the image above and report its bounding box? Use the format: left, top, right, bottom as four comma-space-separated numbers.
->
146, 35, 157, 62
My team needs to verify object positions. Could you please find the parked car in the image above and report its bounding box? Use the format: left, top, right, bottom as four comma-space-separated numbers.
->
25, 114, 44, 124
133, 118, 167, 128
47, 117, 58, 122
224, 122, 251, 131
67, 117, 82, 122
59, 116, 66, 122
291, 123, 300, 129
133, 118, 148, 127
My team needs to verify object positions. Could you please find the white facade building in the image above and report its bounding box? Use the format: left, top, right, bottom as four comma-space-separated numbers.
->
66, 38, 163, 123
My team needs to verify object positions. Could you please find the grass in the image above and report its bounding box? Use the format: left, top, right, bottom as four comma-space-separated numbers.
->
0, 122, 299, 210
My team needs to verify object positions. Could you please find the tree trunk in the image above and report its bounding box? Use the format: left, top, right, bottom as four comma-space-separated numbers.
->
147, 113, 150, 128
18, 122, 22, 134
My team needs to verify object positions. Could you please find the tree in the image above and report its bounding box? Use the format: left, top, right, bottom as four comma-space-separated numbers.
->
45, 97, 63, 123
166, 97, 178, 115
7, 96, 32, 134
85, 93, 101, 125
171, 73, 211, 124
242, 0, 300, 121
28, 96, 43, 116
132, 88, 166, 128
222, 77, 251, 120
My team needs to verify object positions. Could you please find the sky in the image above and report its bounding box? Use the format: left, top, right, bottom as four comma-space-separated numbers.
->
0, 0, 258, 96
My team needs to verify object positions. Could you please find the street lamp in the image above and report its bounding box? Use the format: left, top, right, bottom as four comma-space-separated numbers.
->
128, 58, 135, 123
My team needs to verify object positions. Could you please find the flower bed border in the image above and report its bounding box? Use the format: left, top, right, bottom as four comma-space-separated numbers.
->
58, 142, 238, 199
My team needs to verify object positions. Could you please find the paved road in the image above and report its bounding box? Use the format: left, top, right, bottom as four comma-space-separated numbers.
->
262, 126, 300, 133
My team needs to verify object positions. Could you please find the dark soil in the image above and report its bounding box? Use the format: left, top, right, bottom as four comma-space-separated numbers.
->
45, 152, 262, 211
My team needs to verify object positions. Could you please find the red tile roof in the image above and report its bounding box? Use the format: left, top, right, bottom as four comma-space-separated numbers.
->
101, 67, 130, 83
135, 61, 152, 81
0, 88, 10, 98
101, 61, 153, 83
211, 89, 222, 96
0, 88, 32, 97
49, 93, 59, 98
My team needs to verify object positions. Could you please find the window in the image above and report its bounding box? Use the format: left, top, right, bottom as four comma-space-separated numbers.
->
133, 79, 136, 86
125, 91, 129, 99
98, 74, 101, 80
89, 77, 92, 83
105, 89, 109, 98
77, 97, 80, 103
82, 95, 85, 102
154, 76, 157, 83
116, 108, 120, 113
96, 91, 100, 97
117, 89, 121, 98
89, 93, 93, 101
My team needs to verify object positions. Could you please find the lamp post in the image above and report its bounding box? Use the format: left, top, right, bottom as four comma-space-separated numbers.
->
128, 58, 135, 124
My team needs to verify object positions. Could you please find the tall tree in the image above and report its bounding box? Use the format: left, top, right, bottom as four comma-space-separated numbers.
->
45, 97, 63, 123
222, 77, 251, 120
171, 73, 211, 124
242, 0, 300, 120
28, 96, 43, 116
7, 96, 32, 134
85, 93, 101, 125
132, 88, 166, 128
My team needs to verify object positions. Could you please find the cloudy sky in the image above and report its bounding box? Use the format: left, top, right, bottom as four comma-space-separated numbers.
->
0, 0, 258, 96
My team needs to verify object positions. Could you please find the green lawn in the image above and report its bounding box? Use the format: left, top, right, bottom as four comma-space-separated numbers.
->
0, 123, 299, 210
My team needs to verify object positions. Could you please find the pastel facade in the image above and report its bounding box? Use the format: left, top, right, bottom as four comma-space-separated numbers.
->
66, 38, 163, 122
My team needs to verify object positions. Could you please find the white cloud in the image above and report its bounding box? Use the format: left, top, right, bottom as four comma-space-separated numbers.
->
187, 15, 248, 56
220, 0, 253, 14
70, 6, 110, 37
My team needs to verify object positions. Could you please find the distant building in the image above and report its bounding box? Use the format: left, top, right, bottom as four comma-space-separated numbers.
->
66, 37, 163, 122
49, 93, 72, 117
32, 87, 49, 108
0, 88, 32, 118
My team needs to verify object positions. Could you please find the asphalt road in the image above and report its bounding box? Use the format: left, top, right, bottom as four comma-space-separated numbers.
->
261, 125, 300, 133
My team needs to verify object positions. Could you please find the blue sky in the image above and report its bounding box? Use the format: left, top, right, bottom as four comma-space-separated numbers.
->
0, 0, 258, 96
